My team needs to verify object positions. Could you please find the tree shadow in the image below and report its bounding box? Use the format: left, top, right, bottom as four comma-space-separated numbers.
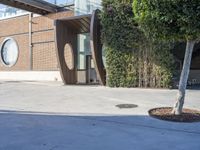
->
0, 110, 200, 150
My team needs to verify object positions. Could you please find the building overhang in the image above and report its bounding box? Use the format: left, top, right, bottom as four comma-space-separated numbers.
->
58, 14, 92, 34
0, 0, 64, 15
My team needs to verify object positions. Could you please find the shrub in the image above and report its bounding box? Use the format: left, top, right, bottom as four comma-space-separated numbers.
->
101, 0, 175, 88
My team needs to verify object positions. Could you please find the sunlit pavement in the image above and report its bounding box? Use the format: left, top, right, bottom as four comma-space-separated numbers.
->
0, 81, 200, 150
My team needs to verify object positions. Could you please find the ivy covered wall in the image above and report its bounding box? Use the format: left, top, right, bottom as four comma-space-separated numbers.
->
101, 0, 175, 88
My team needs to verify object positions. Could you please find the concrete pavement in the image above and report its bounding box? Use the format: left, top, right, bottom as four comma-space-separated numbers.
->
0, 81, 200, 150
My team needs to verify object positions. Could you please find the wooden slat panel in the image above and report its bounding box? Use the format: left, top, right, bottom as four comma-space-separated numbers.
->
79, 18, 90, 33
62, 16, 91, 33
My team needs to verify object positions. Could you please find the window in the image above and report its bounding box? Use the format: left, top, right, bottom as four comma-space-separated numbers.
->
43, 0, 74, 6
0, 5, 26, 19
102, 45, 106, 68
77, 33, 91, 70
0, 38, 19, 67
75, 0, 102, 15
64, 43, 74, 70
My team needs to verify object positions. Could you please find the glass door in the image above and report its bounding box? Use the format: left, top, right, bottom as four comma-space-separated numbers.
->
77, 33, 98, 84
77, 33, 87, 84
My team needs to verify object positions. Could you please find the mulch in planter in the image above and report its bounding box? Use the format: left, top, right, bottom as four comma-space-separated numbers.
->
149, 107, 200, 123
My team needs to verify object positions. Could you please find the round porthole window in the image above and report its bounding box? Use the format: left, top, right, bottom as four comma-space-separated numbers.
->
0, 38, 19, 67
64, 43, 74, 70
102, 45, 106, 68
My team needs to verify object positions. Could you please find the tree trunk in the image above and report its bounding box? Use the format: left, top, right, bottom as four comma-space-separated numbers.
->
172, 40, 195, 115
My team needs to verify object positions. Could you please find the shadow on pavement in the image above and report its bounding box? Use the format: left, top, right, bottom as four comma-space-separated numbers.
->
0, 110, 200, 150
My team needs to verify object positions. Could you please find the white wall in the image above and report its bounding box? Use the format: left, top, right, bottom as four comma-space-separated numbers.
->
0, 71, 62, 82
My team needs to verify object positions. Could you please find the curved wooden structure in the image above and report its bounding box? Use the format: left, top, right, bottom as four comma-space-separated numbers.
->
55, 10, 106, 85
55, 20, 77, 84
90, 10, 106, 85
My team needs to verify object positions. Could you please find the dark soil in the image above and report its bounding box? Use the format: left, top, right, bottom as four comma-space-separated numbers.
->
149, 107, 200, 123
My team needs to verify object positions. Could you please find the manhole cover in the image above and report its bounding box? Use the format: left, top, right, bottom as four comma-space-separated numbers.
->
116, 104, 138, 109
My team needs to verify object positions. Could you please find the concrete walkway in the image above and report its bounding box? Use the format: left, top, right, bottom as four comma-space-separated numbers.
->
0, 81, 200, 150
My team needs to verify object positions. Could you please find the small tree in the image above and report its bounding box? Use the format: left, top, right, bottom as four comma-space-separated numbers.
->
133, 0, 200, 115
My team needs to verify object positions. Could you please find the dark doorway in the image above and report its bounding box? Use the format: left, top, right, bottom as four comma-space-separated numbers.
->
173, 42, 200, 88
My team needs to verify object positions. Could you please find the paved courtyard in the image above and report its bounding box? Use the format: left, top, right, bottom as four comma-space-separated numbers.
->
0, 81, 200, 150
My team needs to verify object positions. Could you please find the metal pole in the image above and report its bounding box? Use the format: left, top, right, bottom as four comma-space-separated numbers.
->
29, 13, 33, 70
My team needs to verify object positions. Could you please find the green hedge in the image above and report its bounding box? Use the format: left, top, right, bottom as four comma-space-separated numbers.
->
101, 0, 143, 51
105, 46, 138, 87
101, 0, 175, 88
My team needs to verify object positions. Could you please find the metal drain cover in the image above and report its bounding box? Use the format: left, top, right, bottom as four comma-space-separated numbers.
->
116, 104, 138, 109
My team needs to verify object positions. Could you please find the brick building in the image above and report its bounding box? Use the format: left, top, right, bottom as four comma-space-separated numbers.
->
0, 0, 200, 87
0, 0, 104, 84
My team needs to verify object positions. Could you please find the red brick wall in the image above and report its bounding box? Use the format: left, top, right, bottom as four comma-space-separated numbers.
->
0, 10, 74, 71
31, 10, 74, 71
0, 15, 30, 71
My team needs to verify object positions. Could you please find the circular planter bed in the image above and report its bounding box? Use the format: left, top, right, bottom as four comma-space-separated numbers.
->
149, 107, 200, 123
